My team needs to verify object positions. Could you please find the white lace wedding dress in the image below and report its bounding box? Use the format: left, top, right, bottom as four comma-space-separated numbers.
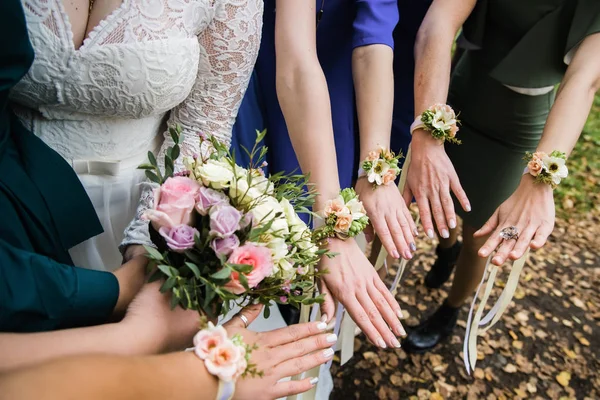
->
11, 0, 263, 271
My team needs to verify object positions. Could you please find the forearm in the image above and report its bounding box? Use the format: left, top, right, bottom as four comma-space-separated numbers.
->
0, 321, 158, 373
353, 44, 394, 160
276, 59, 341, 208
0, 352, 216, 400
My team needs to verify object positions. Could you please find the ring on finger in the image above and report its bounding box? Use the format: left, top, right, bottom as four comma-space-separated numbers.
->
239, 314, 249, 328
499, 226, 519, 241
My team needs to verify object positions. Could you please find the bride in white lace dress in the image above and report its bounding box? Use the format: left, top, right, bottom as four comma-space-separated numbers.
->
10, 0, 263, 271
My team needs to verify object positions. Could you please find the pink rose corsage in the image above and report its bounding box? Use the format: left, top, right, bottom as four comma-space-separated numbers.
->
358, 147, 403, 188
314, 188, 369, 242
191, 323, 256, 400
410, 103, 461, 144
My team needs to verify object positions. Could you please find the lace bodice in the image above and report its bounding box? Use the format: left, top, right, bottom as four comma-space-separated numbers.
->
12, 0, 263, 251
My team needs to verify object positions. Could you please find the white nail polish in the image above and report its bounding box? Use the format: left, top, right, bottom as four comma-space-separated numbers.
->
392, 338, 401, 348
466, 204, 472, 212
449, 219, 457, 229
320, 314, 328, 323
396, 309, 404, 319
326, 334, 338, 343
441, 229, 450, 239
317, 322, 327, 331
427, 229, 434, 239
322, 348, 334, 358
377, 338, 387, 348
310, 377, 319, 386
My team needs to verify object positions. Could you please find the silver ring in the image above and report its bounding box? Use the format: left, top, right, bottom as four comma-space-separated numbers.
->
499, 226, 519, 241
239, 314, 249, 328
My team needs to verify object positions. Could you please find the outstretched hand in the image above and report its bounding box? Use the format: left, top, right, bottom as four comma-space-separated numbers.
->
403, 132, 470, 239
318, 238, 405, 349
226, 305, 335, 400
356, 176, 417, 260
475, 175, 555, 266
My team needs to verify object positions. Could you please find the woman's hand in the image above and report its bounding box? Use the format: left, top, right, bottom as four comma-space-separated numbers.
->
318, 238, 405, 348
122, 281, 201, 354
475, 175, 555, 266
111, 255, 148, 317
403, 131, 470, 239
355, 176, 418, 259
225, 305, 335, 400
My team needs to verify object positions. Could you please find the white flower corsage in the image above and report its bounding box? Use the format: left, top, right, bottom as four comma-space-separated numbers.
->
191, 323, 258, 400
523, 150, 568, 188
410, 104, 461, 144
358, 147, 403, 187
314, 188, 369, 242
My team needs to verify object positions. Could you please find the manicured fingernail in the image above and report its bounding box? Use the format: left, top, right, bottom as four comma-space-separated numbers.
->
321, 314, 328, 323
449, 219, 456, 229
377, 338, 387, 348
392, 338, 401, 348
326, 334, 338, 343
310, 377, 319, 386
317, 322, 327, 331
441, 229, 450, 239
479, 249, 488, 257
322, 348, 334, 358
396, 310, 404, 319
413, 228, 419, 236
392, 250, 400, 259
427, 229, 434, 239
410, 242, 417, 252
466, 204, 472, 212
399, 324, 407, 337
404, 250, 412, 259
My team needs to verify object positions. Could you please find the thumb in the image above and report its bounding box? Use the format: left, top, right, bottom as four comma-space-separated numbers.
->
225, 303, 264, 329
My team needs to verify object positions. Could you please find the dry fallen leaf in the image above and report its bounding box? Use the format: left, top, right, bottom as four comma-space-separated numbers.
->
556, 371, 571, 387
504, 364, 518, 373
578, 337, 591, 346
512, 340, 524, 350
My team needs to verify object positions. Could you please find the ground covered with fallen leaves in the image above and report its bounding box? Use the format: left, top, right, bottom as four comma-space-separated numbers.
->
330, 98, 600, 400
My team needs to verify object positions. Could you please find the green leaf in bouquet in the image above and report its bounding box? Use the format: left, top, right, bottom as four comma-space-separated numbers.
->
161, 276, 177, 291
171, 144, 180, 161
147, 268, 163, 283
255, 128, 267, 143
144, 246, 164, 261
169, 266, 180, 277
210, 266, 232, 280
239, 273, 249, 290
147, 151, 158, 167
169, 125, 182, 145
185, 249, 204, 265
137, 163, 155, 170
170, 292, 180, 309
203, 285, 217, 310
263, 304, 271, 319
164, 163, 174, 180
228, 263, 254, 274
185, 262, 202, 279
145, 170, 161, 184
157, 264, 172, 277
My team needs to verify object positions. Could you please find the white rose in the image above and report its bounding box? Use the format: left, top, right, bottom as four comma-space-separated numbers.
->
196, 159, 234, 189
346, 197, 366, 220
280, 198, 306, 230
251, 174, 274, 195
252, 197, 284, 225
268, 238, 289, 263
182, 156, 196, 174
230, 177, 262, 205
278, 259, 296, 280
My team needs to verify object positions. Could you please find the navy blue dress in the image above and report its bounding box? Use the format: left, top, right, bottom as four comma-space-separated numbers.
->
232, 0, 399, 194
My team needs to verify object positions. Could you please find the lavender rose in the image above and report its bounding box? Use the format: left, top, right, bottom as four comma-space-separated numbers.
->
195, 186, 230, 216
159, 225, 199, 252
209, 205, 242, 238
211, 235, 240, 258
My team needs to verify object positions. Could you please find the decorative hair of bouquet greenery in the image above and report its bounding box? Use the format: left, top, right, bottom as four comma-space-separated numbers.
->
313, 188, 369, 242
417, 103, 461, 144
524, 150, 568, 188
360, 147, 403, 187
192, 322, 260, 382
138, 125, 333, 319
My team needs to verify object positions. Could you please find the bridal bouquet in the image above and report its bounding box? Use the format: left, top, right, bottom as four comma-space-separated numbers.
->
139, 126, 328, 319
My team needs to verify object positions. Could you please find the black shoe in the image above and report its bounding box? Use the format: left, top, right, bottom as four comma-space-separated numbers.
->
424, 241, 462, 289
402, 301, 459, 354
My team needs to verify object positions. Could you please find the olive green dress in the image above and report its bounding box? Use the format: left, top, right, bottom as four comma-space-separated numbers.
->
447, 0, 600, 227
0, 0, 119, 332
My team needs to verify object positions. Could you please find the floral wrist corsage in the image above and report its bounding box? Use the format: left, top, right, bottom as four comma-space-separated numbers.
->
410, 104, 461, 144
358, 147, 403, 187
191, 323, 258, 400
523, 150, 568, 188
314, 188, 369, 242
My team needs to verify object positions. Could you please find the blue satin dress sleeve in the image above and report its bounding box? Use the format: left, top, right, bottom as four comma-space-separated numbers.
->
353, 0, 399, 49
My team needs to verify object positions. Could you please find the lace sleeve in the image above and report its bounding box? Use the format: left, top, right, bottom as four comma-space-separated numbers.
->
120, 0, 264, 254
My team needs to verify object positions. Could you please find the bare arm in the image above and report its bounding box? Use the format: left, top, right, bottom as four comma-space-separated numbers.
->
404, 0, 476, 239
274, 0, 340, 207
0, 352, 216, 400
477, 32, 600, 264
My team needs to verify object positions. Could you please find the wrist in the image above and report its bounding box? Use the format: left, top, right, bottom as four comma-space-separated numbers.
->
112, 256, 148, 317
117, 317, 165, 354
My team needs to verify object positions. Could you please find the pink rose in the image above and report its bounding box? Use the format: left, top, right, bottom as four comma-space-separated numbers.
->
449, 124, 459, 138
159, 225, 199, 252
528, 157, 544, 177
209, 205, 242, 238
224, 244, 274, 294
211, 235, 240, 258
382, 169, 397, 185
145, 177, 200, 230
196, 186, 230, 216
366, 150, 380, 161
205, 341, 245, 382
334, 213, 352, 233
323, 198, 347, 217
193, 323, 228, 359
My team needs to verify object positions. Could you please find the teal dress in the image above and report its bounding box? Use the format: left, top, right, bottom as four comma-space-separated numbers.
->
0, 0, 119, 332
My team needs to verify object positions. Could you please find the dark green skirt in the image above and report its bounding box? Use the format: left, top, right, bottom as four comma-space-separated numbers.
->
446, 52, 555, 228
